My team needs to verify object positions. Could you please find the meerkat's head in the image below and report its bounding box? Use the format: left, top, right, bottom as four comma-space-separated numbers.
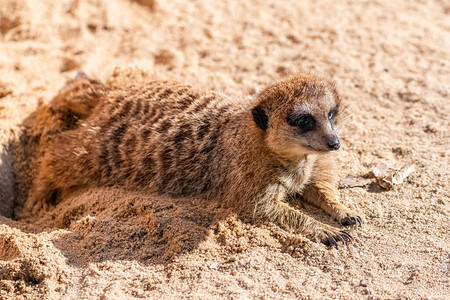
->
252, 73, 347, 158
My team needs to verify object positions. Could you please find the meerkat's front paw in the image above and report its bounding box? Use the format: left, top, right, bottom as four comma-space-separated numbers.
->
317, 225, 353, 246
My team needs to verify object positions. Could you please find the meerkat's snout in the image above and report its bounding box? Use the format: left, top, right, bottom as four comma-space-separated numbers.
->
326, 135, 340, 150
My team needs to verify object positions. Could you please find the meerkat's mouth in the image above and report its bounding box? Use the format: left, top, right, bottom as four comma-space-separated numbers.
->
304, 145, 335, 153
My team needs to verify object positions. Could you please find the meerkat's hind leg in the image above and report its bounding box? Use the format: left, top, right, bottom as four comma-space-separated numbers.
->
255, 186, 352, 246
50, 72, 105, 118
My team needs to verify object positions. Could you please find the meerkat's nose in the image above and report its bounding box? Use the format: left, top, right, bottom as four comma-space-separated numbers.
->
327, 136, 340, 150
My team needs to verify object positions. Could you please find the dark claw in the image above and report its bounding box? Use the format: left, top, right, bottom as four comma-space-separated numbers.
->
327, 235, 337, 246
356, 216, 363, 226
323, 234, 337, 246
335, 234, 346, 245
340, 231, 353, 241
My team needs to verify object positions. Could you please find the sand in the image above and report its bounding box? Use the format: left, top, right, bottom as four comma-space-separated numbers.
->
0, 0, 449, 298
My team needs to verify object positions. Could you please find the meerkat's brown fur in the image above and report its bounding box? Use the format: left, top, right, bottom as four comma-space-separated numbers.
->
22, 69, 361, 245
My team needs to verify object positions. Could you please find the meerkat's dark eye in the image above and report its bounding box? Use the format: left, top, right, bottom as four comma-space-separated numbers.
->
328, 107, 338, 120
287, 114, 315, 132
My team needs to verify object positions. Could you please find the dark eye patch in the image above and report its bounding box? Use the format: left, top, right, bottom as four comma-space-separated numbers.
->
252, 105, 269, 131
287, 113, 315, 132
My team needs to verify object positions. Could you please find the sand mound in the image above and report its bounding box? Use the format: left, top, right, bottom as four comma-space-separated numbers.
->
0, 224, 70, 297
0, 0, 449, 298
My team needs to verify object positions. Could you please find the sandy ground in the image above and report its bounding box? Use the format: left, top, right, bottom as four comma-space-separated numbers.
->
0, 0, 449, 299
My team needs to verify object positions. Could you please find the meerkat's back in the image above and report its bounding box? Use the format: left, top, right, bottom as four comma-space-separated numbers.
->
24, 73, 250, 214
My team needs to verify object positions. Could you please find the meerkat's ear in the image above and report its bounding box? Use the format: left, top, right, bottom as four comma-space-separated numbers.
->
252, 105, 269, 131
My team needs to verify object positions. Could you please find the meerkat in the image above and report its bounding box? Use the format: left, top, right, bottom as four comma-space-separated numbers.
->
22, 70, 361, 245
